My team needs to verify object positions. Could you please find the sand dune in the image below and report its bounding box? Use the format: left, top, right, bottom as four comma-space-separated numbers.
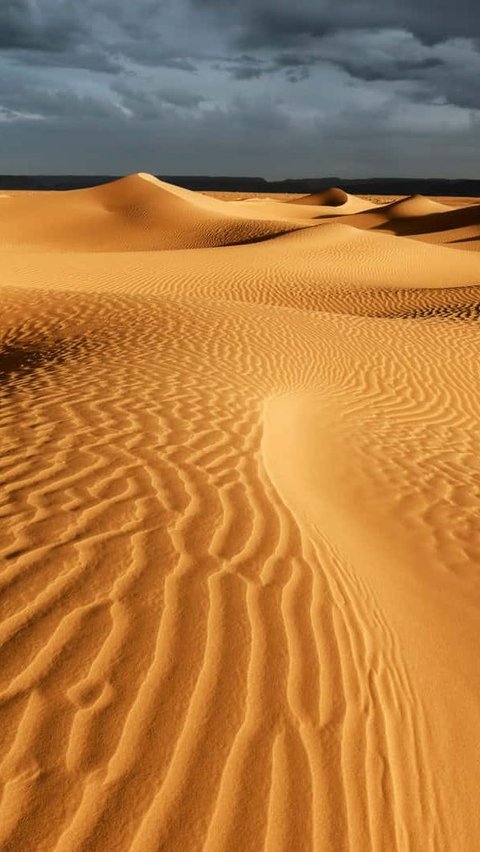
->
284, 186, 383, 216
287, 187, 349, 206
381, 193, 453, 217
0, 174, 386, 253
242, 190, 378, 218
0, 173, 304, 251
4, 218, 480, 305
336, 194, 480, 251
1, 175, 480, 851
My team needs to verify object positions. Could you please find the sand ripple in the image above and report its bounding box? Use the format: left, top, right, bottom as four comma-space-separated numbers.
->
1, 177, 480, 850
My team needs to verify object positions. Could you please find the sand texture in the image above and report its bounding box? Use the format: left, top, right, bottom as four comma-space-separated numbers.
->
1, 174, 480, 851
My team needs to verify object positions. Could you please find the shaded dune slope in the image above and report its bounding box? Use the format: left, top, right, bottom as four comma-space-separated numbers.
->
3, 218, 480, 302
337, 195, 480, 250
380, 194, 453, 217
0, 174, 386, 252
287, 187, 349, 206
1, 176, 480, 851
0, 173, 303, 251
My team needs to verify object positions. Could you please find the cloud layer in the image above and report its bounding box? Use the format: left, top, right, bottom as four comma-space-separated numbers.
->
0, 0, 479, 175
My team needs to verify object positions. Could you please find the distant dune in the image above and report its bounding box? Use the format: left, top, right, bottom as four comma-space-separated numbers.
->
1, 174, 480, 851
332, 194, 480, 251
288, 186, 349, 206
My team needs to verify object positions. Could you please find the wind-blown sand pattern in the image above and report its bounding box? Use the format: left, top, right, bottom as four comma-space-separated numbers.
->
1, 174, 480, 851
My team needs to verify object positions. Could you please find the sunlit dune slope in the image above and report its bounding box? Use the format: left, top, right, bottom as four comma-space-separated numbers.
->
285, 186, 375, 213
3, 218, 480, 302
0, 173, 304, 251
288, 186, 349, 206
381, 194, 453, 217
0, 173, 388, 252
235, 190, 378, 218
1, 175, 480, 852
334, 194, 480, 250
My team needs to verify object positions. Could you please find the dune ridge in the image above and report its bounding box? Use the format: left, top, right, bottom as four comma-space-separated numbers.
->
1, 175, 480, 851
331, 194, 480, 251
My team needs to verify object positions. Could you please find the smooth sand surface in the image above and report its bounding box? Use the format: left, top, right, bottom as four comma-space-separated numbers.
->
1, 174, 480, 851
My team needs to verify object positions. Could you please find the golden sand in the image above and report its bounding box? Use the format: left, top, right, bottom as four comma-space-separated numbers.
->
1, 175, 480, 850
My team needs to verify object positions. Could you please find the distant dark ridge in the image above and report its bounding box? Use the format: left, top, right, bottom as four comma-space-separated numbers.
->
0, 176, 115, 190
1, 175, 480, 196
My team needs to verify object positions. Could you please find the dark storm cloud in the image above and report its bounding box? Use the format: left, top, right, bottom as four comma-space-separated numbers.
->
1, 0, 477, 93
212, 22, 480, 111
0, 68, 124, 120
312, 29, 480, 110
0, 0, 197, 73
223, 53, 318, 82
112, 79, 206, 119
191, 0, 480, 45
337, 56, 444, 83
0, 0, 85, 51
0, 0, 479, 175
8, 46, 123, 73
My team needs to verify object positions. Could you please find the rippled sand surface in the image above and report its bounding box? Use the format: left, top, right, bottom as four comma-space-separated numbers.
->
1, 175, 480, 851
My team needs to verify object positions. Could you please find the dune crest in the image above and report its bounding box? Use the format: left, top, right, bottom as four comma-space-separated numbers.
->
288, 186, 349, 206
384, 193, 453, 217
1, 177, 480, 850
331, 194, 480, 250
0, 173, 305, 252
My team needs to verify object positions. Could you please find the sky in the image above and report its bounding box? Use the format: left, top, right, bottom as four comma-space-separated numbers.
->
0, 0, 479, 177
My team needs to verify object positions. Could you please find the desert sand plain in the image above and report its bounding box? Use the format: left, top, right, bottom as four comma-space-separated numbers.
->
1, 174, 480, 851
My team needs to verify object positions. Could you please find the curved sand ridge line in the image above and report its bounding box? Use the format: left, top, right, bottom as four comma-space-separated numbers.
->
0, 173, 305, 252
262, 314, 480, 846
380, 193, 454, 218
3, 219, 480, 310
334, 194, 480, 250
285, 186, 374, 214
1, 178, 480, 850
288, 186, 349, 206
0, 173, 386, 253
